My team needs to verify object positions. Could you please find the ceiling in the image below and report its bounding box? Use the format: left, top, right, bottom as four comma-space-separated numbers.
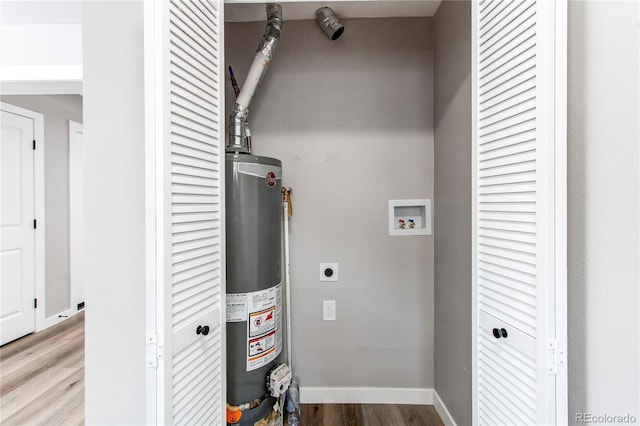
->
0, 0, 440, 93
0, 1, 82, 25
0, 0, 442, 25
225, 1, 443, 22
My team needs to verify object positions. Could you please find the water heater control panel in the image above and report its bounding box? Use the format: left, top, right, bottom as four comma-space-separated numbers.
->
267, 363, 292, 398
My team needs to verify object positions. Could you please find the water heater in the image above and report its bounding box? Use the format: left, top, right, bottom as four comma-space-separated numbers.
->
226, 153, 283, 425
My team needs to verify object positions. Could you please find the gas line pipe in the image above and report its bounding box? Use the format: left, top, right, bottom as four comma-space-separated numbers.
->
282, 187, 293, 370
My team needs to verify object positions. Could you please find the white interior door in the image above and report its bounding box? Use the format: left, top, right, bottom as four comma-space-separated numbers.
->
69, 120, 84, 312
145, 0, 226, 424
472, 0, 568, 424
1, 107, 36, 345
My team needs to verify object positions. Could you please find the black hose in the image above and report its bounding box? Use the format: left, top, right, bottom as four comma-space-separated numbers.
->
228, 65, 241, 99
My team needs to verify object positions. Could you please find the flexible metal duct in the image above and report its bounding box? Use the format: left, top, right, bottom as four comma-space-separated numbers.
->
227, 3, 283, 154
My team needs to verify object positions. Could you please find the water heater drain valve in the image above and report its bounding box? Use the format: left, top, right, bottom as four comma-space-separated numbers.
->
267, 363, 292, 398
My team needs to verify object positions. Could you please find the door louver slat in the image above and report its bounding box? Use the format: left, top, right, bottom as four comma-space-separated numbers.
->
475, 1, 551, 424
479, 1, 528, 45
478, 310, 538, 425
167, 0, 224, 424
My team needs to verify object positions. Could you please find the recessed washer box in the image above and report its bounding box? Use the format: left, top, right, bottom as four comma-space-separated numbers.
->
388, 199, 431, 236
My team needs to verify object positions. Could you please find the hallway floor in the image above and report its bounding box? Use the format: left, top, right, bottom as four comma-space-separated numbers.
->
0, 312, 84, 425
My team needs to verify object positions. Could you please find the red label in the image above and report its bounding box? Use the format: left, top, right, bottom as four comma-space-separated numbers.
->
266, 171, 276, 187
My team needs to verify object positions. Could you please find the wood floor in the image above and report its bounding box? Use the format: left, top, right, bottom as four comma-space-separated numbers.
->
1, 314, 442, 426
0, 312, 85, 425
299, 403, 444, 426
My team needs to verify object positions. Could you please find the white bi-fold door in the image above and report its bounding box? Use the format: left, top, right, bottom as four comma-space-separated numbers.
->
472, 0, 568, 424
144, 0, 226, 424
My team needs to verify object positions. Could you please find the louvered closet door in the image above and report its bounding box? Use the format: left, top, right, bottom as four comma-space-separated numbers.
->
147, 0, 225, 424
472, 0, 567, 425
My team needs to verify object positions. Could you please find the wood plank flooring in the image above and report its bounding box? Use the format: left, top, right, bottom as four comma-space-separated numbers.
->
1, 314, 442, 426
0, 312, 85, 425
299, 403, 444, 426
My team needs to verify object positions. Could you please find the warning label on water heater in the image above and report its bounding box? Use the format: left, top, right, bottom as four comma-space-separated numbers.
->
246, 283, 282, 371
226, 293, 248, 322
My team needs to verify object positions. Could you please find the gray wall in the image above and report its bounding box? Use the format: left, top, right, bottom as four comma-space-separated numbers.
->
567, 1, 640, 423
83, 2, 146, 424
225, 18, 435, 390
433, 1, 472, 425
0, 94, 82, 318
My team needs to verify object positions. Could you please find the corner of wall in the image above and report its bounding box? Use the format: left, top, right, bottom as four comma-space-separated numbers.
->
433, 1, 473, 425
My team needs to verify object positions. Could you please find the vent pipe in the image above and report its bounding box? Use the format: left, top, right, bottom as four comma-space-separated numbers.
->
227, 3, 283, 154
315, 7, 344, 40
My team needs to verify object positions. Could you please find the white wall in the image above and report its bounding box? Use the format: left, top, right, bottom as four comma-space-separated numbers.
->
0, 1, 82, 82
0, 24, 82, 82
226, 18, 435, 392
567, 1, 640, 423
0, 94, 83, 318
83, 2, 146, 424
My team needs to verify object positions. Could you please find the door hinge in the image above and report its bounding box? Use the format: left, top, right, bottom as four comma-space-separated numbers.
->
146, 334, 163, 368
33, 219, 37, 229
33, 140, 36, 150
547, 339, 567, 375
34, 298, 38, 309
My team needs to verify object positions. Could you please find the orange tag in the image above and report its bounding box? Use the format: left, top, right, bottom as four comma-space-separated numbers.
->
227, 407, 242, 424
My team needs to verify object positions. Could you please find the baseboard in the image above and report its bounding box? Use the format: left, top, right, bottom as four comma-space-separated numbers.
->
433, 390, 457, 426
37, 307, 80, 332
299, 387, 434, 405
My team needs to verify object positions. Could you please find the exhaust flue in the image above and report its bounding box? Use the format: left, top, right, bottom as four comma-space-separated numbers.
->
227, 3, 283, 154
315, 7, 344, 40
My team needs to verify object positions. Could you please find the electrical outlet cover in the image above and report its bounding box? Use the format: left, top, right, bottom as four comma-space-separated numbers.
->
323, 300, 336, 321
320, 263, 338, 282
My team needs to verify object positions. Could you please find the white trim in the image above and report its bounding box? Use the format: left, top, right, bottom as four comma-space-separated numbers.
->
68, 120, 84, 315
143, 0, 161, 423
553, 0, 569, 423
30, 107, 45, 332
433, 390, 457, 426
1, 102, 47, 333
41, 307, 81, 330
536, 0, 555, 422
469, 0, 479, 423
0, 81, 83, 96
156, 0, 172, 421
0, 65, 82, 82
300, 387, 434, 405
217, 2, 228, 423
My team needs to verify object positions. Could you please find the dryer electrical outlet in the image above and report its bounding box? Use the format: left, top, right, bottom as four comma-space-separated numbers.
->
320, 263, 338, 282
